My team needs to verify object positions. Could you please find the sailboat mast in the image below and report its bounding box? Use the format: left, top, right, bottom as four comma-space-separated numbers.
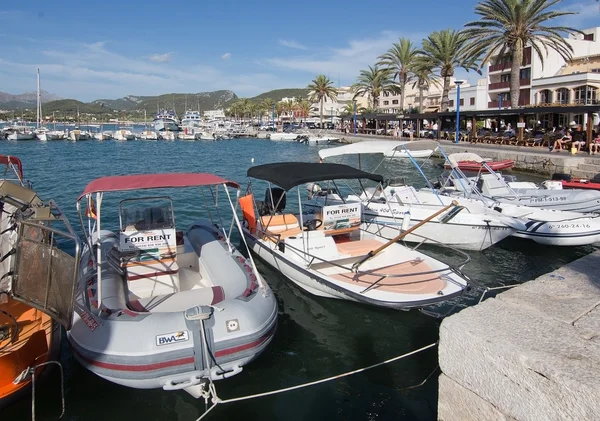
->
36, 68, 41, 128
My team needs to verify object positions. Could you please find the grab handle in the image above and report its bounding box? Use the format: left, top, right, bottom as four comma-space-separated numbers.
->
163, 375, 202, 391
211, 365, 243, 380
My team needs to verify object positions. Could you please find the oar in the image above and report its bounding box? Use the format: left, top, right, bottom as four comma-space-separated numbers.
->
351, 200, 459, 272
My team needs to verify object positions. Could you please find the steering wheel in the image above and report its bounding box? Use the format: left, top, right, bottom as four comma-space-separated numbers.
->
303, 218, 323, 231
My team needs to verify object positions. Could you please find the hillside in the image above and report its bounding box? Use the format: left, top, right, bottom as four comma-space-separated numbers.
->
250, 88, 309, 102
93, 91, 238, 114
0, 90, 63, 110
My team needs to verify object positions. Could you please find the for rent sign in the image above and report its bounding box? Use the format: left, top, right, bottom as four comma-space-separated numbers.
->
323, 204, 361, 232
120, 228, 176, 262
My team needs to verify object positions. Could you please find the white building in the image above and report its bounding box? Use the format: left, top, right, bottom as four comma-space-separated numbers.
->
484, 26, 600, 128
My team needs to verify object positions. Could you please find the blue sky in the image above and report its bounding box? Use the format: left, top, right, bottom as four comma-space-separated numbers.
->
0, 0, 597, 101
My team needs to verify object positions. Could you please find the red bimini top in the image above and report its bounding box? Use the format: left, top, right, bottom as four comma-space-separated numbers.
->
0, 155, 24, 179
78, 173, 239, 200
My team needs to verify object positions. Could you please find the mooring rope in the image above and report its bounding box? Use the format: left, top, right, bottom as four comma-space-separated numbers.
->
195, 341, 438, 420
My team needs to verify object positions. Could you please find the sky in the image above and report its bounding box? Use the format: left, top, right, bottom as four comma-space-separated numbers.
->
0, 0, 598, 102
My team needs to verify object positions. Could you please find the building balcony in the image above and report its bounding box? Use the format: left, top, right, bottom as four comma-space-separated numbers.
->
488, 101, 510, 108
488, 58, 532, 73
488, 79, 531, 91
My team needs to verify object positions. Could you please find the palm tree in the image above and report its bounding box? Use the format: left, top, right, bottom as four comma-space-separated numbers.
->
464, 0, 580, 108
418, 29, 480, 111
341, 102, 367, 115
377, 38, 418, 112
351, 65, 396, 110
307, 75, 338, 127
261, 98, 275, 121
411, 59, 442, 113
295, 99, 311, 120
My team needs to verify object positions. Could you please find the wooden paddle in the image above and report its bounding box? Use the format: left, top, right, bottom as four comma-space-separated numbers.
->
351, 200, 459, 272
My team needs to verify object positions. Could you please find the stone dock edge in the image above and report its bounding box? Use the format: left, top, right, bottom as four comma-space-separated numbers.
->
437, 249, 600, 421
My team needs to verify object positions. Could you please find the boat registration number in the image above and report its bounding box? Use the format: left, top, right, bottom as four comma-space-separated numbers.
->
547, 223, 591, 229
530, 196, 567, 203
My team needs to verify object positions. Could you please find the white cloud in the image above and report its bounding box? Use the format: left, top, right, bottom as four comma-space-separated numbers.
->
0, 41, 292, 100
148, 52, 173, 63
266, 31, 428, 85
278, 39, 308, 50
557, 1, 600, 28
221, 52, 231, 60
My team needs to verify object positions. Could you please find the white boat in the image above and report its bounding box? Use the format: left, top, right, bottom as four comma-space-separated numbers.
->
113, 129, 135, 141
240, 162, 470, 309
268, 132, 300, 141
67, 128, 91, 141
160, 131, 176, 141
6, 126, 36, 141
444, 153, 600, 213
315, 141, 521, 250
181, 110, 202, 126
178, 130, 196, 141
153, 110, 179, 132
69, 173, 277, 398
425, 151, 600, 246
36, 128, 64, 141
319, 140, 434, 160
94, 131, 113, 141
138, 130, 158, 141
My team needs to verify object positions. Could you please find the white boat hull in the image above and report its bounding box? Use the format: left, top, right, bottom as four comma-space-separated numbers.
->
7, 132, 36, 140
243, 227, 467, 309
269, 133, 299, 141
69, 223, 277, 394
418, 190, 600, 246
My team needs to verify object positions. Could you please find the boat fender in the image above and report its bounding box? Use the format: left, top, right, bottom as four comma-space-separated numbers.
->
184, 305, 213, 321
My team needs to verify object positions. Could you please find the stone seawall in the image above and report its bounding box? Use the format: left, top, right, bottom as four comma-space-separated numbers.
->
437, 250, 600, 421
334, 134, 600, 178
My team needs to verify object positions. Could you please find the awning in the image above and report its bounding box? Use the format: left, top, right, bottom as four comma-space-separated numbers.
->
78, 173, 239, 200
247, 162, 384, 191
423, 106, 440, 113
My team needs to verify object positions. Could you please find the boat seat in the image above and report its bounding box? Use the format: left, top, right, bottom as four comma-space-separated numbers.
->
131, 286, 225, 313
260, 214, 303, 240
335, 239, 384, 257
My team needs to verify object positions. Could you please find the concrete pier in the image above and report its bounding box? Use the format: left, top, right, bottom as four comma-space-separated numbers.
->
437, 250, 600, 421
334, 133, 600, 178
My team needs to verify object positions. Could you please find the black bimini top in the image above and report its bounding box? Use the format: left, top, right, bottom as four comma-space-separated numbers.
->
247, 162, 384, 191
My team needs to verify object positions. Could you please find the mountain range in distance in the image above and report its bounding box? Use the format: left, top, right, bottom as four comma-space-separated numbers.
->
0, 88, 310, 116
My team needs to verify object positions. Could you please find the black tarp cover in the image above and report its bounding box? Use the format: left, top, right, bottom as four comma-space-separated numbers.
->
247, 162, 384, 191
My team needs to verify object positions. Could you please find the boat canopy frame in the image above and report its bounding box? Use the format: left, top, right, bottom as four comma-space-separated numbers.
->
76, 173, 264, 314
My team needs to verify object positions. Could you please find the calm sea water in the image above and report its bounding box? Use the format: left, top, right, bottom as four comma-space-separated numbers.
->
1, 138, 596, 421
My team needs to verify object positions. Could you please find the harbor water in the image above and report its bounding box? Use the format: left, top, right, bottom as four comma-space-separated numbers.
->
1, 138, 596, 421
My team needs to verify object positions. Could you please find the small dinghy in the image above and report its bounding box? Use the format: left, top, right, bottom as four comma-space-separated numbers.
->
240, 162, 470, 310
68, 173, 277, 398
551, 173, 600, 191
445, 153, 600, 213
0, 155, 80, 408
443, 153, 514, 171
431, 153, 600, 246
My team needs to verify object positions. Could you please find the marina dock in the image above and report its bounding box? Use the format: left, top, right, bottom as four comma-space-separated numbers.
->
336, 133, 600, 178
437, 249, 600, 421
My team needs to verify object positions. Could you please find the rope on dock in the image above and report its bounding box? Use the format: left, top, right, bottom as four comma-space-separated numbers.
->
195, 341, 438, 420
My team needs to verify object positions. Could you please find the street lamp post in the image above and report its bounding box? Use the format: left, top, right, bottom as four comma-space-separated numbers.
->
454, 81, 463, 144
353, 100, 357, 134
331, 106, 333, 125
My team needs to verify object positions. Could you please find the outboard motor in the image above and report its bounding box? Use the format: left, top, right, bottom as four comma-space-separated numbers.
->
260, 187, 286, 215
